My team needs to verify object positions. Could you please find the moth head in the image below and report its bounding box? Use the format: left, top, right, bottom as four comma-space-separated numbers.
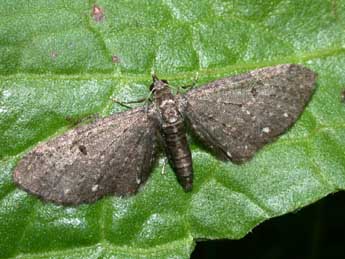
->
150, 74, 169, 92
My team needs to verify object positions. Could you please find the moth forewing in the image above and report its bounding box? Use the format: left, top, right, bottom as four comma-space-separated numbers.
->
13, 107, 159, 205
179, 64, 316, 162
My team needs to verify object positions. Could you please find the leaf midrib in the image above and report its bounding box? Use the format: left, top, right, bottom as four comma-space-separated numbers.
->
0, 46, 344, 82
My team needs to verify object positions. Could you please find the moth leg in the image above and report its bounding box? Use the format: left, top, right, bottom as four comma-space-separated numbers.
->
110, 97, 148, 109
180, 72, 199, 90
154, 127, 172, 176
65, 113, 100, 126
111, 85, 155, 109
160, 157, 168, 175
166, 73, 200, 94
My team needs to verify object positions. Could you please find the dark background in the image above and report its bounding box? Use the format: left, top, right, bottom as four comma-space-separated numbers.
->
191, 191, 345, 259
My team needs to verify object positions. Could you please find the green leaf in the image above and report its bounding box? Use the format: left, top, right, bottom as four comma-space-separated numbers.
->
1, 0, 345, 258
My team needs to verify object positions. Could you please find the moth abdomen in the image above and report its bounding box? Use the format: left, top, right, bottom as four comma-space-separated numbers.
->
161, 115, 193, 191
163, 121, 185, 139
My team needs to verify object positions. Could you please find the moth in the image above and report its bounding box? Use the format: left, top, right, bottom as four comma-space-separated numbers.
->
13, 64, 316, 205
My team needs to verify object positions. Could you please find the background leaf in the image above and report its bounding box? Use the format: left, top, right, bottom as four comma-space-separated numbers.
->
1, 0, 345, 258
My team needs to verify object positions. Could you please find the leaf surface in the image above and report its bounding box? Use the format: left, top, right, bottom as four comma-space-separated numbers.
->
1, 0, 345, 258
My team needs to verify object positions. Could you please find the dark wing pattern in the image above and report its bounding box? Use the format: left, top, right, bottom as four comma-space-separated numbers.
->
14, 107, 158, 205
179, 64, 316, 163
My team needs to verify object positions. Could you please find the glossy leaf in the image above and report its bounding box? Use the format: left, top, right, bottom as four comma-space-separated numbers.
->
1, 1, 345, 258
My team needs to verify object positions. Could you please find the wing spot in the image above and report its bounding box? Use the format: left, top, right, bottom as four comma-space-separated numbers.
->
251, 87, 258, 97
262, 127, 271, 133
78, 145, 88, 155
92, 185, 99, 192
136, 176, 142, 184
